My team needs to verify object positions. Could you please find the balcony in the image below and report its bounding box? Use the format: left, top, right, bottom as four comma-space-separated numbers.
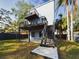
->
20, 16, 47, 29
28, 16, 47, 25
31, 18, 47, 26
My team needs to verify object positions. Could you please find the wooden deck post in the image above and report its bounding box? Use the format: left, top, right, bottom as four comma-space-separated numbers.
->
18, 27, 20, 41
28, 30, 30, 42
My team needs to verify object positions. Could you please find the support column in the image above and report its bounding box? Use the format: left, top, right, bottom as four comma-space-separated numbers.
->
18, 27, 20, 41
28, 30, 30, 42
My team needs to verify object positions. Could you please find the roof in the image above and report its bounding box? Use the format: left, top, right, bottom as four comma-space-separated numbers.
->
34, 0, 55, 9
26, 0, 55, 18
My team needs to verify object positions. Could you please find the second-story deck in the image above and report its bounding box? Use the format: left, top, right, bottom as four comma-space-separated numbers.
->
19, 9, 48, 30
20, 16, 47, 30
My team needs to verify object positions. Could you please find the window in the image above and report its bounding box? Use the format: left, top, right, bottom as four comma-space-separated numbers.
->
31, 32, 35, 37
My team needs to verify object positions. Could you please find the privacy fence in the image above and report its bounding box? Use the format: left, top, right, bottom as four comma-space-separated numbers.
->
0, 32, 28, 40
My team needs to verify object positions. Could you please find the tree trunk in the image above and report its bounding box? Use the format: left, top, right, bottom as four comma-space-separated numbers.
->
66, 5, 71, 40
70, 12, 74, 41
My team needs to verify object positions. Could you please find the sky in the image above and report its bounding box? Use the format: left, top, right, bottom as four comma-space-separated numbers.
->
0, 0, 19, 11
0, 0, 48, 10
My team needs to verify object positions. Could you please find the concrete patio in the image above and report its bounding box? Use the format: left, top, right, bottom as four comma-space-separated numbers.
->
32, 46, 59, 59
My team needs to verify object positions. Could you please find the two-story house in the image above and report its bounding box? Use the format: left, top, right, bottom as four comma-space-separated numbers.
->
19, 0, 55, 41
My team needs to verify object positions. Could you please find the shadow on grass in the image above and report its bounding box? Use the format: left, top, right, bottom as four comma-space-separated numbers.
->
66, 48, 79, 59
57, 40, 79, 59
0, 40, 44, 59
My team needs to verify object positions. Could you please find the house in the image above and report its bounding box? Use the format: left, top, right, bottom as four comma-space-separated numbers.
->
19, 0, 55, 41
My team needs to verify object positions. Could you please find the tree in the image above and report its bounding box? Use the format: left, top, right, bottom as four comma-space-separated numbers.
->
11, 0, 32, 25
74, 19, 79, 31
55, 14, 67, 39
11, 0, 32, 41
56, 0, 78, 41
4, 20, 18, 32
74, 7, 79, 31
0, 8, 12, 32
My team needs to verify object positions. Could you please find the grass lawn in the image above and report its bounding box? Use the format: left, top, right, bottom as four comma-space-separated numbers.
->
57, 40, 79, 59
0, 40, 44, 59
0, 40, 79, 59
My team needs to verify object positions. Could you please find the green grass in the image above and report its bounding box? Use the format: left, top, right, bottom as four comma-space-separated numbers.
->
57, 40, 79, 59
0, 40, 44, 59
0, 40, 79, 59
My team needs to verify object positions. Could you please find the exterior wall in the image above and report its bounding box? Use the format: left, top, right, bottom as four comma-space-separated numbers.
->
29, 26, 54, 40
35, 1, 54, 25
30, 30, 42, 40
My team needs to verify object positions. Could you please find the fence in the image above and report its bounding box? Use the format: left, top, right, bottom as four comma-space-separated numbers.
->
0, 32, 28, 40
